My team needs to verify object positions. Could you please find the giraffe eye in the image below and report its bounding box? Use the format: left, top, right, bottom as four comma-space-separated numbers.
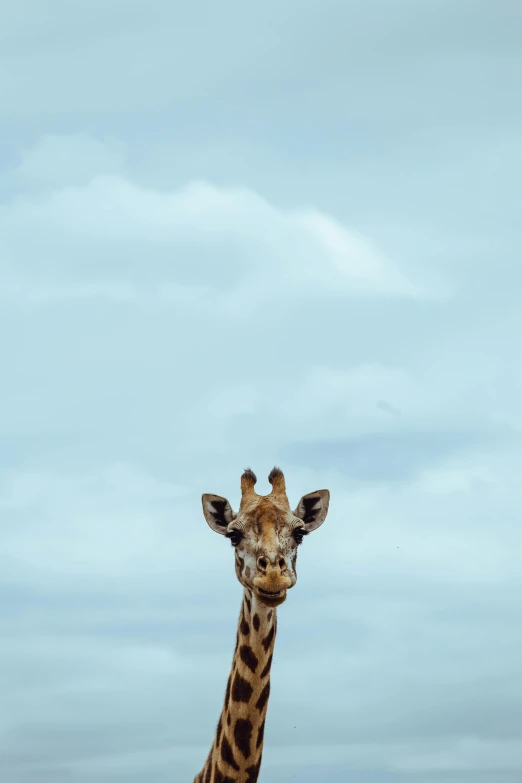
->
293, 528, 306, 545
227, 530, 243, 547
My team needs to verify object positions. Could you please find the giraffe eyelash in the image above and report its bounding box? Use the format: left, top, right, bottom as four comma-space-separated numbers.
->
226, 530, 243, 546
293, 527, 307, 544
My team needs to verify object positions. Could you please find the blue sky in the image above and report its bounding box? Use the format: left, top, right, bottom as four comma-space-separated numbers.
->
1, 1, 522, 781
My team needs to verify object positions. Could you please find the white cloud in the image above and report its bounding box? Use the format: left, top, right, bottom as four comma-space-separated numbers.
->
262, 739, 522, 772
10, 133, 126, 189
0, 464, 199, 586
181, 362, 418, 448
396, 738, 522, 773
0, 135, 431, 310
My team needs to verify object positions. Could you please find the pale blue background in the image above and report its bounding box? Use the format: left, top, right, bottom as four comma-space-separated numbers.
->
1, 1, 521, 781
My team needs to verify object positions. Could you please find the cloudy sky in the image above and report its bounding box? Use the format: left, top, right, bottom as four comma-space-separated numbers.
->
1, 1, 521, 781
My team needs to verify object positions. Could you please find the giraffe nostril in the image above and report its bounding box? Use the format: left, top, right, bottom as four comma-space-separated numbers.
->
278, 557, 286, 572
257, 556, 268, 572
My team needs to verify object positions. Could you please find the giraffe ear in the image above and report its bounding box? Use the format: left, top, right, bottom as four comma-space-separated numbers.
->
293, 489, 330, 532
202, 493, 237, 534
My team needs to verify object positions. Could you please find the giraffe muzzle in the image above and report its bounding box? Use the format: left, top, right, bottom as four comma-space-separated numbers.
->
257, 587, 285, 597
253, 572, 292, 606
255, 587, 287, 606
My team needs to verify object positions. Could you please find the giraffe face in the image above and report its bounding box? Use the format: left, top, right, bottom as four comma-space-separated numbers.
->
202, 469, 330, 608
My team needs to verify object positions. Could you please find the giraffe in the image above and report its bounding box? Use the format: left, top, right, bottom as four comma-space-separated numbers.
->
192, 466, 330, 783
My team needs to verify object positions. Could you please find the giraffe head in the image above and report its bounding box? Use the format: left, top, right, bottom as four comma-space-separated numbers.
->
202, 468, 330, 607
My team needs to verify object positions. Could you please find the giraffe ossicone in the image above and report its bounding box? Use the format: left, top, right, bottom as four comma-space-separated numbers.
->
193, 467, 330, 783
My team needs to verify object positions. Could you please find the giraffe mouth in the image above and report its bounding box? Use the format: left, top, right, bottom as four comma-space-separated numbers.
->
256, 587, 287, 605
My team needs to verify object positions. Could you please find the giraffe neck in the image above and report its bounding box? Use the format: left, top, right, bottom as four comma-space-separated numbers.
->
193, 589, 277, 783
